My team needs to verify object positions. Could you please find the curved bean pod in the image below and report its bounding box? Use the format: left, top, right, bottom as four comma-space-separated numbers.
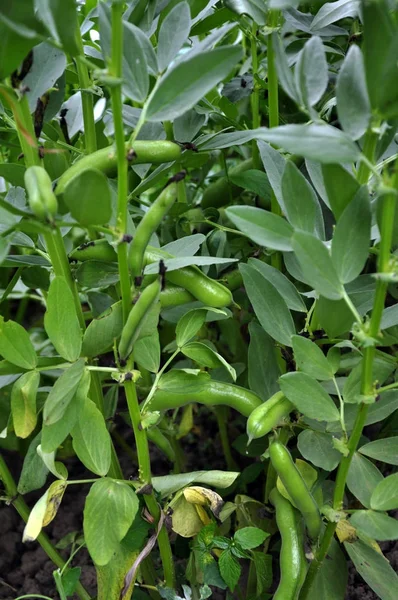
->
247, 391, 294, 443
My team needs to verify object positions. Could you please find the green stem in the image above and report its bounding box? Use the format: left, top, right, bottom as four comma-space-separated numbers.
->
124, 381, 175, 587
357, 127, 378, 185
250, 23, 260, 169
214, 407, 238, 471
15, 94, 40, 167
110, 1, 131, 324
0, 454, 91, 600
267, 12, 279, 129
75, 27, 96, 154
299, 163, 398, 600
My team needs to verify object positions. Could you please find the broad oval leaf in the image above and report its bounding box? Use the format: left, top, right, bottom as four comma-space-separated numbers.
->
240, 264, 295, 346
226, 206, 293, 251
281, 161, 320, 234
321, 164, 360, 221
82, 301, 123, 358
11, 370, 40, 439
176, 308, 207, 347
146, 46, 243, 121
44, 276, 82, 362
279, 372, 340, 422
344, 540, 398, 600
248, 322, 280, 401
331, 187, 371, 284
157, 2, 191, 73
371, 473, 398, 511
297, 430, 341, 471
0, 316, 37, 370
359, 436, 398, 465
292, 335, 334, 380
152, 470, 239, 497
71, 399, 111, 477
64, 168, 112, 226
83, 479, 139, 566
43, 359, 85, 425
249, 258, 307, 313
347, 453, 383, 509
350, 510, 398, 542
294, 36, 328, 109
292, 231, 344, 300
337, 44, 371, 141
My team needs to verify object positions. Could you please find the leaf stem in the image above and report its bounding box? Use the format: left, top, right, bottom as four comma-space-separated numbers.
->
0, 454, 91, 600
250, 22, 260, 169
357, 126, 378, 185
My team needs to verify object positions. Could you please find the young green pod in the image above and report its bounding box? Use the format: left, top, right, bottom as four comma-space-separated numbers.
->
269, 488, 307, 600
119, 279, 161, 360
269, 441, 322, 540
25, 166, 58, 219
130, 182, 179, 282
144, 246, 233, 308
247, 391, 294, 443
56, 140, 181, 195
160, 284, 195, 308
148, 379, 262, 417
201, 158, 253, 209
69, 239, 118, 263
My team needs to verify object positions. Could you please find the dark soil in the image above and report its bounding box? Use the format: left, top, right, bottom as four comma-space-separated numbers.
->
1, 409, 397, 600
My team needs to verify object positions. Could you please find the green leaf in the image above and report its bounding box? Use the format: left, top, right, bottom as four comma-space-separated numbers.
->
134, 332, 161, 374
37, 0, 80, 56
314, 296, 354, 338
43, 359, 85, 425
0, 317, 37, 370
371, 473, 398, 511
82, 301, 123, 358
83, 479, 139, 566
295, 36, 328, 109
99, 3, 149, 103
225, 0, 267, 24
219, 549, 241, 592
176, 309, 207, 347
71, 399, 111, 477
152, 470, 239, 497
250, 551, 273, 598
146, 46, 243, 121
350, 511, 398, 542
157, 2, 191, 73
226, 206, 293, 251
292, 335, 334, 380
17, 432, 49, 495
11, 370, 39, 439
336, 45, 371, 141
347, 453, 383, 509
272, 33, 300, 104
298, 430, 341, 471
145, 255, 237, 274
321, 164, 360, 221
344, 540, 398, 600
64, 169, 112, 226
292, 231, 344, 300
234, 527, 268, 550
24, 42, 66, 112
281, 161, 320, 234
365, 390, 398, 425
182, 342, 236, 381
229, 170, 272, 201
331, 187, 371, 284
279, 372, 340, 423
240, 264, 295, 346
44, 277, 82, 362
0, 1, 42, 79
257, 141, 286, 210
249, 260, 306, 313
256, 124, 360, 164
311, 0, 359, 31
359, 436, 398, 466
248, 322, 280, 402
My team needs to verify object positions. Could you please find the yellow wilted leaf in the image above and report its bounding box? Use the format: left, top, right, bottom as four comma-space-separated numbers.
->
22, 480, 67, 542
336, 519, 357, 543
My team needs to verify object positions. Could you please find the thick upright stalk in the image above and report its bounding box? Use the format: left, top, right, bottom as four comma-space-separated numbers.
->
75, 22, 96, 154
0, 455, 91, 600
357, 127, 378, 185
267, 12, 279, 129
110, 2, 131, 323
250, 23, 260, 169
125, 381, 175, 587
299, 161, 398, 600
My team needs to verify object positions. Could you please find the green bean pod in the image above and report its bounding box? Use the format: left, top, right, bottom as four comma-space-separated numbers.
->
149, 379, 262, 417
144, 247, 233, 308
160, 284, 195, 308
201, 158, 253, 209
56, 140, 181, 195
119, 279, 161, 360
25, 166, 58, 219
69, 239, 118, 263
269, 488, 307, 600
129, 182, 179, 281
269, 441, 322, 540
247, 391, 294, 443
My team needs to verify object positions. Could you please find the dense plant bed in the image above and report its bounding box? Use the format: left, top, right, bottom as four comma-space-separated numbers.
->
1, 1, 398, 599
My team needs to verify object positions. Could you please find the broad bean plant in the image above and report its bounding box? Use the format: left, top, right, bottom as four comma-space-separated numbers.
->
0, 1, 398, 599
